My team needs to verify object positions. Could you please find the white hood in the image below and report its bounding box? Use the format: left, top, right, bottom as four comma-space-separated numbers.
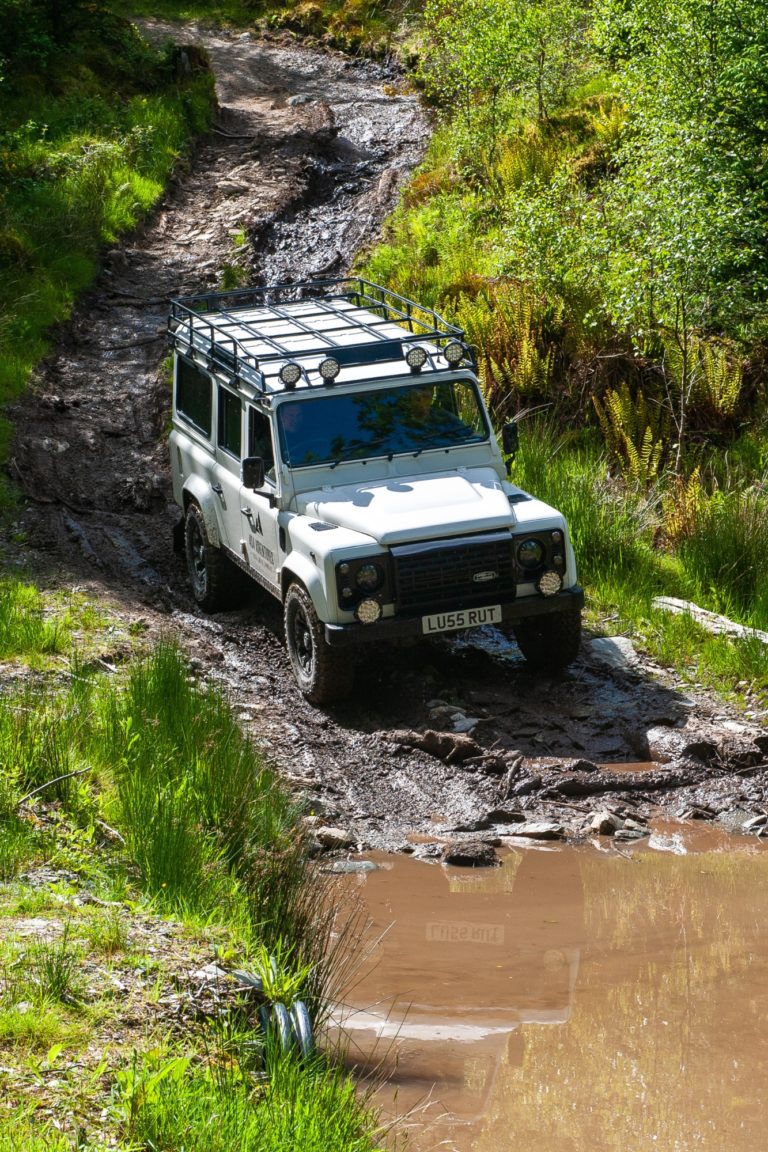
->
298, 468, 515, 545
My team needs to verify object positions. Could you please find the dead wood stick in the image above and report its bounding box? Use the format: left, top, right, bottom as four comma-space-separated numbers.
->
18, 765, 93, 806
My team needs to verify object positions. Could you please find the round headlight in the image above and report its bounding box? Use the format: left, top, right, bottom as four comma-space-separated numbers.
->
443, 340, 466, 365
517, 538, 545, 570
355, 562, 382, 591
355, 598, 382, 624
537, 570, 563, 597
405, 345, 428, 371
318, 356, 340, 382
279, 361, 302, 387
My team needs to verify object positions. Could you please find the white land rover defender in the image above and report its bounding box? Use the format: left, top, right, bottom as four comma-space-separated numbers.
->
168, 278, 583, 704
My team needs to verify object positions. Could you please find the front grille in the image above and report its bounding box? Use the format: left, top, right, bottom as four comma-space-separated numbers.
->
393, 532, 515, 613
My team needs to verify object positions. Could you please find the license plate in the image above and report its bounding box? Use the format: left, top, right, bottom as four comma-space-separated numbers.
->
422, 604, 503, 635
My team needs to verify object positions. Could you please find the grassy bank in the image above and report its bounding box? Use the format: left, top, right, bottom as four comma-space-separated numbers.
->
0, 1, 215, 504
0, 603, 380, 1150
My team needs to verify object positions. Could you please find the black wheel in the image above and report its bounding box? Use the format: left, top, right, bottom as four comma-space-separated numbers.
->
513, 605, 582, 672
284, 582, 355, 705
184, 502, 232, 612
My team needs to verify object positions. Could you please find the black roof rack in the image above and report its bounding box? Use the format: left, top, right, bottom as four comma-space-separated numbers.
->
168, 277, 470, 392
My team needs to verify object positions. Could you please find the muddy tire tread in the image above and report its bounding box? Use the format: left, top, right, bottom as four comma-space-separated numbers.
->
284, 582, 354, 705
184, 502, 232, 612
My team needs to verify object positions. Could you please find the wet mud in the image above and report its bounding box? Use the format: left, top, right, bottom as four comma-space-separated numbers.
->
8, 23, 768, 852
338, 839, 768, 1150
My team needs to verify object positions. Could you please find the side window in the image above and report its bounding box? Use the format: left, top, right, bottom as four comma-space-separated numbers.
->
218, 387, 242, 459
248, 407, 275, 476
176, 358, 212, 437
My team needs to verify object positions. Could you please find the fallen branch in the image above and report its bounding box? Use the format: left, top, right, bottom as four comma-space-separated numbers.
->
652, 597, 768, 645
18, 765, 93, 806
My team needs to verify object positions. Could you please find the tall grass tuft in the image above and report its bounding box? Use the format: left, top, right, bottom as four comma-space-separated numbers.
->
677, 486, 768, 628
114, 1044, 383, 1152
95, 643, 361, 1010
0, 580, 65, 658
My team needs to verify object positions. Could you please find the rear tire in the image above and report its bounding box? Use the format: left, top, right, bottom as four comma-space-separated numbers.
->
513, 605, 582, 672
284, 582, 355, 705
184, 502, 233, 612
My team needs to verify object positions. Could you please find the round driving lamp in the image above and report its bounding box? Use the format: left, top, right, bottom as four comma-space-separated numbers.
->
279, 361, 302, 388
517, 538, 545, 570
355, 598, 382, 624
355, 562, 382, 591
318, 356, 341, 382
443, 340, 466, 366
405, 344, 428, 371
536, 570, 563, 597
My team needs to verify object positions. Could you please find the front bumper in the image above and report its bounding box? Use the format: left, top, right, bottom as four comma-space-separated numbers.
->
324, 586, 584, 648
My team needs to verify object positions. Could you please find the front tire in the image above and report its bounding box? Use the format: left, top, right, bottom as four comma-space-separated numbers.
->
284, 583, 354, 705
513, 606, 582, 672
184, 502, 231, 612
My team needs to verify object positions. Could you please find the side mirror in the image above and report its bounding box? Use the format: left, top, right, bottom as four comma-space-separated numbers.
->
502, 422, 519, 457
242, 456, 265, 490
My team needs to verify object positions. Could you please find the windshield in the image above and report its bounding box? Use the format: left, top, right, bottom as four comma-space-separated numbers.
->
276, 379, 489, 468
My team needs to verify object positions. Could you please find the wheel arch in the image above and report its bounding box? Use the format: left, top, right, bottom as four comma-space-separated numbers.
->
280, 554, 330, 621
182, 478, 222, 549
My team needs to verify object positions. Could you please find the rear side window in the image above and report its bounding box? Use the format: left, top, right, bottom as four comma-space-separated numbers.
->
176, 358, 212, 437
218, 387, 242, 458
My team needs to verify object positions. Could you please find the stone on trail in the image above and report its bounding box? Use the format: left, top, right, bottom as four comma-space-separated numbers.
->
441, 840, 500, 867
588, 810, 624, 836
589, 636, 641, 670
316, 826, 357, 850
504, 821, 565, 841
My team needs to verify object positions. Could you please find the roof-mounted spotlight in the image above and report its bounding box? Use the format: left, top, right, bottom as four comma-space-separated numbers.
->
404, 344, 428, 373
279, 361, 302, 389
318, 356, 341, 384
443, 340, 466, 366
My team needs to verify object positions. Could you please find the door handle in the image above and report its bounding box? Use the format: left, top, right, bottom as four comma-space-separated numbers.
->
211, 482, 223, 496
241, 507, 253, 519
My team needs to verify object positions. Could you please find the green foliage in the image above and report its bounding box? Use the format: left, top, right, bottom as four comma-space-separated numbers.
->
0, 11, 215, 500
419, 0, 590, 146
114, 1045, 383, 1152
592, 383, 667, 486
0, 580, 65, 658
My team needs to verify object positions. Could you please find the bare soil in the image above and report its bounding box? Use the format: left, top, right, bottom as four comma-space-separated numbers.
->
10, 23, 768, 854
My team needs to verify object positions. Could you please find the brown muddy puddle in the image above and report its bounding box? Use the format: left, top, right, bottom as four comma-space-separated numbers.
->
334, 828, 768, 1151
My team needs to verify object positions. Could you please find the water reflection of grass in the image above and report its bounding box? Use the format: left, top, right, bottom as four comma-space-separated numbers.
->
478, 849, 768, 1151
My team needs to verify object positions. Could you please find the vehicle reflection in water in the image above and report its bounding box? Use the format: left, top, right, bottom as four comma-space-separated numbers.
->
336, 848, 585, 1145
336, 832, 768, 1151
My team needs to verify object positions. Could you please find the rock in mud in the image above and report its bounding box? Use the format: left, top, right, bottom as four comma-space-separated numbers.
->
316, 826, 357, 850
505, 821, 565, 841
483, 808, 526, 825
588, 810, 624, 836
590, 636, 641, 670
441, 840, 500, 867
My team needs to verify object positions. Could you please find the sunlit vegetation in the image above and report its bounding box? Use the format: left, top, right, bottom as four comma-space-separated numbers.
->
112, 0, 416, 57
361, 0, 768, 697
0, 0, 215, 467
0, 643, 377, 1149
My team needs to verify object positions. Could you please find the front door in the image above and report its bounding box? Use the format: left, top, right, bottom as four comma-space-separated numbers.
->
240, 405, 281, 593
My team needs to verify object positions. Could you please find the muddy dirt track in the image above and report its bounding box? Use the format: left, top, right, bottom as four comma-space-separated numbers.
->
10, 23, 768, 852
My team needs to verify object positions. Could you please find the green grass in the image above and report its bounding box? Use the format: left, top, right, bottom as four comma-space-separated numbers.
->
114, 1044, 384, 1152
0, 10, 215, 511
508, 416, 768, 707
